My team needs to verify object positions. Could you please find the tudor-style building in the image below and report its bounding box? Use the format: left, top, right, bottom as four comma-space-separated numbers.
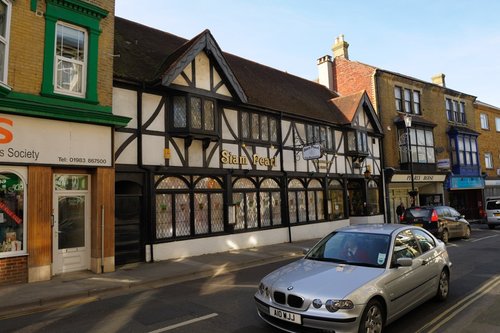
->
0, 1, 128, 285
112, 18, 384, 264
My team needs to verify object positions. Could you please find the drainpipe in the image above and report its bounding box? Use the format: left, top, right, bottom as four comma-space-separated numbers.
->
101, 205, 105, 273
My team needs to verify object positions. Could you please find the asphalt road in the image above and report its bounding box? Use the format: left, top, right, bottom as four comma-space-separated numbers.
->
1, 225, 499, 333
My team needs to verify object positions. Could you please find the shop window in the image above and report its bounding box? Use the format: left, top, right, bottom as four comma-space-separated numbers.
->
348, 180, 364, 216
0, 172, 25, 257
259, 178, 281, 227
288, 178, 324, 224
194, 177, 224, 234
366, 180, 380, 215
233, 177, 258, 230
328, 179, 344, 219
155, 176, 190, 239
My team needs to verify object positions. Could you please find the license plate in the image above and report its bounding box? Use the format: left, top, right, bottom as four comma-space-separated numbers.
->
270, 306, 301, 324
494, 213, 500, 217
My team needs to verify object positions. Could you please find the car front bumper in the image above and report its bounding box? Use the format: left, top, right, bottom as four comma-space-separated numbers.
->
254, 296, 361, 333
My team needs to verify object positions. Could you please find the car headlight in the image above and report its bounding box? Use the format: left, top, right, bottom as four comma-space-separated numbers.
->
325, 299, 354, 312
258, 282, 270, 297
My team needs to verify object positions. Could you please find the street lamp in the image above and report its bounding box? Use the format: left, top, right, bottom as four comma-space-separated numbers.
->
403, 114, 418, 206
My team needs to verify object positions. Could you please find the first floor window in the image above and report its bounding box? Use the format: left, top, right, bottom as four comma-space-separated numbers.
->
485, 153, 493, 169
0, 0, 12, 84
399, 127, 435, 164
55, 22, 87, 97
0, 172, 25, 256
480, 114, 489, 129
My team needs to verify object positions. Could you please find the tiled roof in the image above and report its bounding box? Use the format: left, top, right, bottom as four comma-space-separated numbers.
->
114, 17, 348, 125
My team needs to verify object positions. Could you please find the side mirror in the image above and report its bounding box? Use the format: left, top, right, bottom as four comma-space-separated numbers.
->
396, 257, 413, 267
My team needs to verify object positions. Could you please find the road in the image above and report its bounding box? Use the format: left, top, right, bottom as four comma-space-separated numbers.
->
1, 225, 499, 333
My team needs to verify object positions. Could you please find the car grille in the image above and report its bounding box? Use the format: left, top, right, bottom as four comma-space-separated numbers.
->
273, 291, 304, 308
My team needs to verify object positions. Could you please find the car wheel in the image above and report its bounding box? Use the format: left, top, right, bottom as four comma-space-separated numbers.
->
463, 226, 471, 239
358, 299, 384, 333
435, 269, 449, 301
488, 224, 495, 230
441, 229, 449, 243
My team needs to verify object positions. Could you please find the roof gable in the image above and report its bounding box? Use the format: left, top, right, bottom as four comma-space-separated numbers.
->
330, 91, 383, 134
159, 29, 247, 103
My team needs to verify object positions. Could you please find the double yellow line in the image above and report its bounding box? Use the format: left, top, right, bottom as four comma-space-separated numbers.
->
416, 274, 500, 333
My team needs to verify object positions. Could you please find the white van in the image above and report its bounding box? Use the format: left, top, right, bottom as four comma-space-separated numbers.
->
485, 197, 500, 229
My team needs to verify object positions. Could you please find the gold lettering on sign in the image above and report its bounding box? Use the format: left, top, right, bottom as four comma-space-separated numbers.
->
221, 150, 248, 165
252, 154, 276, 167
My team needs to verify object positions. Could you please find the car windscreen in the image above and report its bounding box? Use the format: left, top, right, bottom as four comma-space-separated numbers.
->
305, 231, 390, 268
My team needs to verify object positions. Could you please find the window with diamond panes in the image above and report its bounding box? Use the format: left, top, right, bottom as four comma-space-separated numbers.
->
171, 95, 216, 133
155, 176, 190, 239
233, 178, 258, 230
194, 177, 223, 234
191, 97, 202, 129
173, 96, 187, 128
260, 178, 281, 227
241, 111, 278, 143
329, 180, 344, 219
288, 179, 307, 223
308, 179, 324, 221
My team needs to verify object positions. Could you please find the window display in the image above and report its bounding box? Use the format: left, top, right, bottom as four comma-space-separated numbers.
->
0, 172, 25, 255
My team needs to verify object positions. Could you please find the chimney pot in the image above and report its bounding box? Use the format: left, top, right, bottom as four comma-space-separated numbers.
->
332, 34, 349, 60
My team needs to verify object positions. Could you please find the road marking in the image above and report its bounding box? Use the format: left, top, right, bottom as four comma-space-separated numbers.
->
415, 275, 500, 333
470, 234, 499, 243
148, 313, 219, 332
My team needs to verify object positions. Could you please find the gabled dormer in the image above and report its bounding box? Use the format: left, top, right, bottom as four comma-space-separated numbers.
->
331, 91, 383, 164
154, 29, 247, 142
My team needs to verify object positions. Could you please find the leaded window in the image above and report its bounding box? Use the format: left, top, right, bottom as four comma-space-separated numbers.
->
259, 178, 281, 227
305, 124, 334, 151
241, 111, 278, 143
288, 178, 324, 224
328, 180, 344, 219
233, 178, 258, 230
171, 95, 217, 133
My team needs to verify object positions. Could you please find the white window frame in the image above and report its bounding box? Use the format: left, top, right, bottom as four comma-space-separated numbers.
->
480, 113, 489, 130
496, 117, 500, 132
485, 152, 493, 169
53, 21, 87, 98
0, 0, 12, 86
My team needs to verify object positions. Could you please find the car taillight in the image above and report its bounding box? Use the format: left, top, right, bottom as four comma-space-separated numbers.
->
431, 210, 439, 222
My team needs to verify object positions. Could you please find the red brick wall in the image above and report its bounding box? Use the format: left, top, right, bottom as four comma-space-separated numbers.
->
332, 57, 377, 107
0, 256, 28, 285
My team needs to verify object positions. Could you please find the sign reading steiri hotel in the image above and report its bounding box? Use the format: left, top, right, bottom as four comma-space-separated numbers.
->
0, 114, 112, 166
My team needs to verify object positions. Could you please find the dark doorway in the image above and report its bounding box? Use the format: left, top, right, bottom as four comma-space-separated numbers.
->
115, 180, 143, 265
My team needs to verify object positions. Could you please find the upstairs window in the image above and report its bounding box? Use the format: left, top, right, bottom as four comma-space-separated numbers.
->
485, 152, 493, 169
306, 124, 334, 151
399, 126, 435, 164
0, 0, 12, 86
54, 22, 87, 97
241, 111, 278, 144
394, 86, 421, 115
172, 95, 217, 134
496, 117, 500, 132
347, 129, 368, 154
446, 98, 467, 124
480, 114, 489, 130
451, 134, 478, 166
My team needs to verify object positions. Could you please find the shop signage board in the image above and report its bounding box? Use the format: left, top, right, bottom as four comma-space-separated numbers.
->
0, 114, 112, 166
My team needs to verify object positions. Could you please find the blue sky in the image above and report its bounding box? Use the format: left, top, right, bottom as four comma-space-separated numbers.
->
115, 0, 500, 107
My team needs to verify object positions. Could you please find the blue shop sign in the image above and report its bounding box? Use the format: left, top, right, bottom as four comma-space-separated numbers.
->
449, 176, 485, 190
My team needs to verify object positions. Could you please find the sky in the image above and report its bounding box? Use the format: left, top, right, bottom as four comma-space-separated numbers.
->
115, 0, 500, 107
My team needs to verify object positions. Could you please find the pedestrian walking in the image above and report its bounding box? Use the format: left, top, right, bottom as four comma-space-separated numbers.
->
396, 202, 405, 221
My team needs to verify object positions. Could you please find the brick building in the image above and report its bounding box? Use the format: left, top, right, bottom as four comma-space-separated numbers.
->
318, 35, 484, 222
0, 0, 128, 285
475, 101, 500, 201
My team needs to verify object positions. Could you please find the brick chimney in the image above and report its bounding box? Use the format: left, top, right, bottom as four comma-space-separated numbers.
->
332, 34, 349, 60
317, 55, 333, 91
432, 73, 446, 87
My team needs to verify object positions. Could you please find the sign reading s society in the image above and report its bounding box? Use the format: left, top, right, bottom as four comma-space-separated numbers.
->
0, 114, 112, 166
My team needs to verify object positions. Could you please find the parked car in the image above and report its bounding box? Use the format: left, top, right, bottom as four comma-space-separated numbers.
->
485, 197, 500, 229
400, 205, 471, 243
254, 224, 451, 333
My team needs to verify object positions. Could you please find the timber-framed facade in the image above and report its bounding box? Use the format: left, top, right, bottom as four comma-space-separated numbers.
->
113, 18, 384, 264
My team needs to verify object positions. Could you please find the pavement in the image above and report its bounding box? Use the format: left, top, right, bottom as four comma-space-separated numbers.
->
0, 238, 320, 320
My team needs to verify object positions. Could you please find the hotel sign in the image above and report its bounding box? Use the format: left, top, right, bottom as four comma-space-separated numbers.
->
0, 114, 112, 166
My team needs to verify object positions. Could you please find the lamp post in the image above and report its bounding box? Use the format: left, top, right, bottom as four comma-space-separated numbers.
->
404, 114, 418, 206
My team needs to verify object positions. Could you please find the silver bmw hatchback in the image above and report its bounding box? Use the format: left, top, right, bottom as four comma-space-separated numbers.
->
254, 224, 452, 333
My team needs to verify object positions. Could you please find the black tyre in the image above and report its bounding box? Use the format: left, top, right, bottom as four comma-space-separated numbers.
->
463, 226, 471, 239
441, 229, 449, 243
358, 299, 384, 333
435, 269, 449, 301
